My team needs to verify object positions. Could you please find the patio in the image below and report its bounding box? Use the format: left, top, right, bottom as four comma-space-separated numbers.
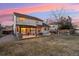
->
22, 35, 36, 39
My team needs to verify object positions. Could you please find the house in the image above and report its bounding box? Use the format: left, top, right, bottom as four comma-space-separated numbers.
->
2, 26, 13, 34
49, 22, 59, 31
13, 12, 49, 39
42, 23, 49, 31
73, 24, 79, 34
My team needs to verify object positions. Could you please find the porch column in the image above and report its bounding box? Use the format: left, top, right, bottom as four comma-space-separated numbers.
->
19, 26, 21, 33
35, 27, 38, 37
13, 14, 17, 35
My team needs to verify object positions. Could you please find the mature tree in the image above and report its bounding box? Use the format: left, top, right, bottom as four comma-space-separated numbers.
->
49, 8, 73, 30
59, 16, 73, 29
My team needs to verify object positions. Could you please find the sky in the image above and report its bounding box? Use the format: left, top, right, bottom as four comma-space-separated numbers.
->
0, 3, 79, 26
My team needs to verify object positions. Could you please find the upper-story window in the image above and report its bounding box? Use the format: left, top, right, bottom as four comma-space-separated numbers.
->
18, 17, 26, 21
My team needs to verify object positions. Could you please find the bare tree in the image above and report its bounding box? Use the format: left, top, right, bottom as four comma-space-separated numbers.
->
50, 8, 73, 28
50, 8, 65, 22
49, 8, 74, 35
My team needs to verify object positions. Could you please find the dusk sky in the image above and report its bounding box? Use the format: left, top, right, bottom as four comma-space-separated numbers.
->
0, 3, 79, 26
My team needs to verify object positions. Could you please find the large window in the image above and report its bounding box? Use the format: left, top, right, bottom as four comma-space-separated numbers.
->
18, 17, 26, 21
21, 28, 26, 34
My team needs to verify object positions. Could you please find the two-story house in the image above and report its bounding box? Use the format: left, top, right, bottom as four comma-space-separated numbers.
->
13, 12, 45, 38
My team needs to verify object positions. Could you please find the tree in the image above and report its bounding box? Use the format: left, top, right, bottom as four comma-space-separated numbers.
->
59, 16, 73, 29
50, 8, 65, 22
49, 8, 73, 30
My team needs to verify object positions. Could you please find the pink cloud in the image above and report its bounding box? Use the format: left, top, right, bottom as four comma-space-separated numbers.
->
0, 3, 75, 16
1, 21, 13, 26
0, 14, 13, 24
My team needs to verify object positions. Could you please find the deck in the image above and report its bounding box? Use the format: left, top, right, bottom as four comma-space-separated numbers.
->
22, 35, 36, 39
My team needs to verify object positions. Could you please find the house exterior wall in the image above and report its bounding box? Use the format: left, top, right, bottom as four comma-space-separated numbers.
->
74, 25, 79, 34
49, 24, 58, 31
41, 27, 49, 32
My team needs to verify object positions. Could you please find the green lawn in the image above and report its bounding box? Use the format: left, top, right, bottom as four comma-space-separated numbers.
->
0, 35, 79, 56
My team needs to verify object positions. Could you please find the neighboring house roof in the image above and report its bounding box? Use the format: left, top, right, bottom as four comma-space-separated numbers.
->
42, 23, 49, 27
14, 12, 43, 21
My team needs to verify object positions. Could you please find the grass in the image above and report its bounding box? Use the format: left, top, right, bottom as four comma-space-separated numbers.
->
0, 35, 79, 56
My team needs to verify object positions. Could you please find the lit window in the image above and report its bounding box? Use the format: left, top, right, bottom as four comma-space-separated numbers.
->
21, 28, 26, 34
18, 17, 26, 21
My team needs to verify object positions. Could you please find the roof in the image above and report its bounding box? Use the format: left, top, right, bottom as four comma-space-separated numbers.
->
14, 12, 43, 21
42, 23, 49, 27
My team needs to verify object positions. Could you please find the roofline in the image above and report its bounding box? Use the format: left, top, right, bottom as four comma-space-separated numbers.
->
13, 12, 43, 21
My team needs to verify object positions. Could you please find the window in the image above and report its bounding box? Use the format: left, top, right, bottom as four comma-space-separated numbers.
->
21, 28, 26, 34
18, 17, 26, 21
